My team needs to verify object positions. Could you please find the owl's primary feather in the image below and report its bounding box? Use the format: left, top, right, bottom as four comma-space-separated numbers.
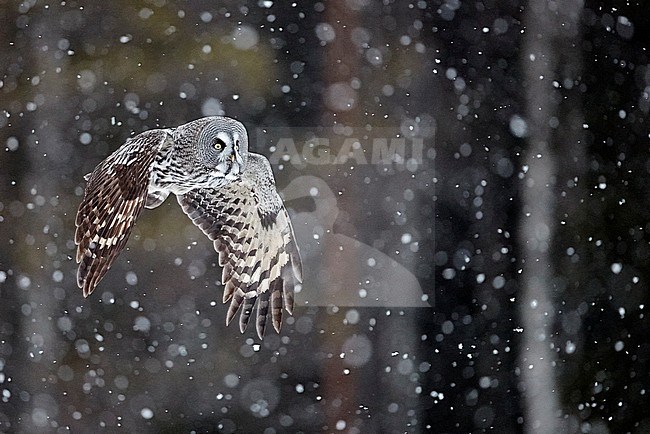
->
74, 117, 302, 338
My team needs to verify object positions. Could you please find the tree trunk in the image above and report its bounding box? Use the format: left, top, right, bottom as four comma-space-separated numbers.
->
518, 1, 584, 432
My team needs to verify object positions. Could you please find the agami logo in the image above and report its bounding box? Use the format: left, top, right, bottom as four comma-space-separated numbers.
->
281, 175, 430, 308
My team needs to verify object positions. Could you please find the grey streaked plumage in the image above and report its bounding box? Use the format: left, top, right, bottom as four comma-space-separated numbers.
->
74, 116, 302, 338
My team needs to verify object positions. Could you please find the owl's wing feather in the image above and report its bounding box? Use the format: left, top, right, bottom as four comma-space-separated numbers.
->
75, 129, 171, 297
178, 153, 302, 338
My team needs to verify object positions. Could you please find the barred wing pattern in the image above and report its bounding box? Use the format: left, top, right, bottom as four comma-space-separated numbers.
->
75, 130, 170, 296
178, 156, 303, 339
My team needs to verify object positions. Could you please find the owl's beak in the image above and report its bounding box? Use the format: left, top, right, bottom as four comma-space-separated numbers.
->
230, 154, 235, 162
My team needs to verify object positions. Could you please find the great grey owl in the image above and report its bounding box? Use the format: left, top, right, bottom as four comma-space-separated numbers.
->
75, 116, 303, 338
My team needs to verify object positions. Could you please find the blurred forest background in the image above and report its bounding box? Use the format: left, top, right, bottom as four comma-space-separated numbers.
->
0, 0, 649, 433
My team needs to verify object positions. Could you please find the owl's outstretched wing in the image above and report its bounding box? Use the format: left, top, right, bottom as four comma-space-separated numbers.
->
178, 153, 303, 339
75, 129, 172, 297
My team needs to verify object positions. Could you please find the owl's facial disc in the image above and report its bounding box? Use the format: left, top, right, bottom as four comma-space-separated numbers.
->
182, 116, 247, 182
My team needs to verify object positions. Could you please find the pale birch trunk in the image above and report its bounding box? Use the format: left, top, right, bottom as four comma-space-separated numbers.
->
519, 1, 584, 432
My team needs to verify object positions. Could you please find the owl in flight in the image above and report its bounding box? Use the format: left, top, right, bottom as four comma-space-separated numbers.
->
75, 117, 303, 338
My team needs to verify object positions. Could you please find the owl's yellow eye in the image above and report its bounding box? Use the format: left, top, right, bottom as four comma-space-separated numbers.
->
213, 139, 226, 151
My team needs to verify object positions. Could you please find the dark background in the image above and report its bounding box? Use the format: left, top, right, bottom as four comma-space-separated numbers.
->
0, 0, 648, 432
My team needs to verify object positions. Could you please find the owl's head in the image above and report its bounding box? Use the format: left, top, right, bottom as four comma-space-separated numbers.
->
175, 116, 249, 180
